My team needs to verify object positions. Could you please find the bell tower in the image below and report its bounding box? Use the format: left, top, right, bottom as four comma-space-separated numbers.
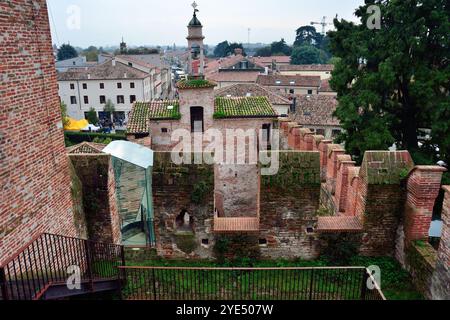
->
187, 2, 205, 75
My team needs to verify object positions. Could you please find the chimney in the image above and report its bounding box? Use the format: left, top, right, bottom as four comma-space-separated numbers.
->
87, 73, 91, 80
124, 73, 127, 78
264, 67, 269, 75
112, 58, 116, 67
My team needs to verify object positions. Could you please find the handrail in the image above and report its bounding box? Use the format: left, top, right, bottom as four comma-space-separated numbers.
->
1, 233, 125, 300
118, 266, 367, 271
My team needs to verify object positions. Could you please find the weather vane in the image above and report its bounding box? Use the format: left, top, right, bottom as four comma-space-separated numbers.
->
192, 1, 199, 13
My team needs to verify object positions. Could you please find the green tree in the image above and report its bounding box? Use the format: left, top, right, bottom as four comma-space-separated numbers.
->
214, 41, 230, 57
229, 42, 246, 56
86, 107, 99, 125
60, 101, 69, 127
291, 45, 327, 65
294, 25, 323, 47
328, 0, 450, 166
57, 43, 78, 61
270, 38, 292, 56
103, 99, 116, 123
255, 46, 272, 57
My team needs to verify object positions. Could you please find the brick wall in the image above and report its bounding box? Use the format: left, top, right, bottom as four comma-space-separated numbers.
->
0, 0, 78, 265
152, 152, 215, 259
430, 186, 450, 299
259, 151, 321, 260
69, 155, 121, 245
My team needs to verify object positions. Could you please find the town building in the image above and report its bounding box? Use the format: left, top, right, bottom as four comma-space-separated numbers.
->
278, 64, 334, 79
215, 83, 292, 117
58, 59, 152, 124
55, 56, 97, 72
292, 95, 342, 139
256, 74, 322, 95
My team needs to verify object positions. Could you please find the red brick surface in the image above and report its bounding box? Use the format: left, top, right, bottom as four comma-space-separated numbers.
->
0, 0, 77, 265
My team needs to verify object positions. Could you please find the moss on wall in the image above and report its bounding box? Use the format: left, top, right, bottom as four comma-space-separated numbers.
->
68, 159, 88, 239
213, 234, 261, 263
405, 241, 437, 299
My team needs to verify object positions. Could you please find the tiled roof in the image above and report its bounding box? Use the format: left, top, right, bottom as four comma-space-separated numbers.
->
214, 96, 277, 119
279, 64, 335, 72
176, 79, 217, 89
67, 142, 106, 154
215, 83, 291, 105
214, 217, 260, 233
116, 54, 170, 70
316, 216, 363, 233
251, 56, 291, 65
207, 71, 260, 83
256, 74, 321, 87
294, 95, 340, 126
127, 100, 180, 134
57, 60, 149, 81
319, 79, 335, 92
205, 54, 247, 75
128, 96, 277, 134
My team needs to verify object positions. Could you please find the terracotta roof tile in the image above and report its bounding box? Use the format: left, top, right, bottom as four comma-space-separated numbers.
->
256, 74, 321, 87
207, 71, 260, 83
251, 56, 291, 65
214, 96, 277, 119
317, 216, 363, 233
214, 217, 260, 233
67, 142, 106, 154
279, 64, 335, 72
294, 95, 340, 127
127, 100, 180, 134
215, 83, 291, 105
57, 60, 149, 81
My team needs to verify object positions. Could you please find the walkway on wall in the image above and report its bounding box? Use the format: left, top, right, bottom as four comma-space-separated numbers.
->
0, 233, 124, 300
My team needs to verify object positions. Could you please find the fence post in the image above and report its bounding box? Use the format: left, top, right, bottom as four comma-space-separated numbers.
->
309, 269, 314, 300
84, 241, 94, 292
118, 246, 126, 299
0, 267, 9, 301
360, 269, 369, 301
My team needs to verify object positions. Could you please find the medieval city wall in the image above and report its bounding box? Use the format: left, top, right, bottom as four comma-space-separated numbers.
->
0, 0, 79, 264
69, 154, 122, 245
280, 120, 449, 299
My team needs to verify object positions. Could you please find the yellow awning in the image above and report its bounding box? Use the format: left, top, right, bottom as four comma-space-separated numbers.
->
64, 118, 89, 131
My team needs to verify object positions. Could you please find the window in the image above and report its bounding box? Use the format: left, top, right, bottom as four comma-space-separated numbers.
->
190, 107, 204, 133
100, 83, 105, 89
117, 82, 122, 89
70, 96, 77, 104
82, 83, 87, 90
289, 89, 295, 94
100, 95, 106, 104
161, 128, 168, 133
130, 82, 135, 89
83, 96, 89, 104
117, 95, 125, 104
316, 129, 325, 136
307, 90, 313, 95
128, 62, 133, 67
70, 83, 75, 90
259, 239, 268, 245
130, 95, 136, 103
202, 239, 209, 245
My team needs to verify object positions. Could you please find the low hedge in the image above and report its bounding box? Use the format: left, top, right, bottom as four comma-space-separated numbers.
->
65, 131, 127, 144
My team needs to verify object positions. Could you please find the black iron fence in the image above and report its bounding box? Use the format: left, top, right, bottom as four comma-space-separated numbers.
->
0, 233, 124, 300
119, 266, 386, 301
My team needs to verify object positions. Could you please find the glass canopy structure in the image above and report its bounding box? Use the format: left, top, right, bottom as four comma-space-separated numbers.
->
103, 141, 155, 246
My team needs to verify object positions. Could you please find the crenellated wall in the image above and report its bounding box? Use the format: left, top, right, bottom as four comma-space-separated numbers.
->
281, 122, 449, 299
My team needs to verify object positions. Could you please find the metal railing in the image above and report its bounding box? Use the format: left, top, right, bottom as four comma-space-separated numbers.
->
119, 266, 386, 301
0, 233, 124, 300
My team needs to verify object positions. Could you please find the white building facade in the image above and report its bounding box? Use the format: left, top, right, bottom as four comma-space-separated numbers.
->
58, 59, 151, 125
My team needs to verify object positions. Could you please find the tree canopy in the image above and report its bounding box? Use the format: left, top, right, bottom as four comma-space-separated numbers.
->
291, 45, 328, 65
294, 26, 323, 47
213, 41, 246, 57
328, 0, 450, 173
57, 44, 78, 61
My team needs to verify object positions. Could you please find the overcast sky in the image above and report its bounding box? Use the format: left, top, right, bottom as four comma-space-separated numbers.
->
47, 0, 364, 48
